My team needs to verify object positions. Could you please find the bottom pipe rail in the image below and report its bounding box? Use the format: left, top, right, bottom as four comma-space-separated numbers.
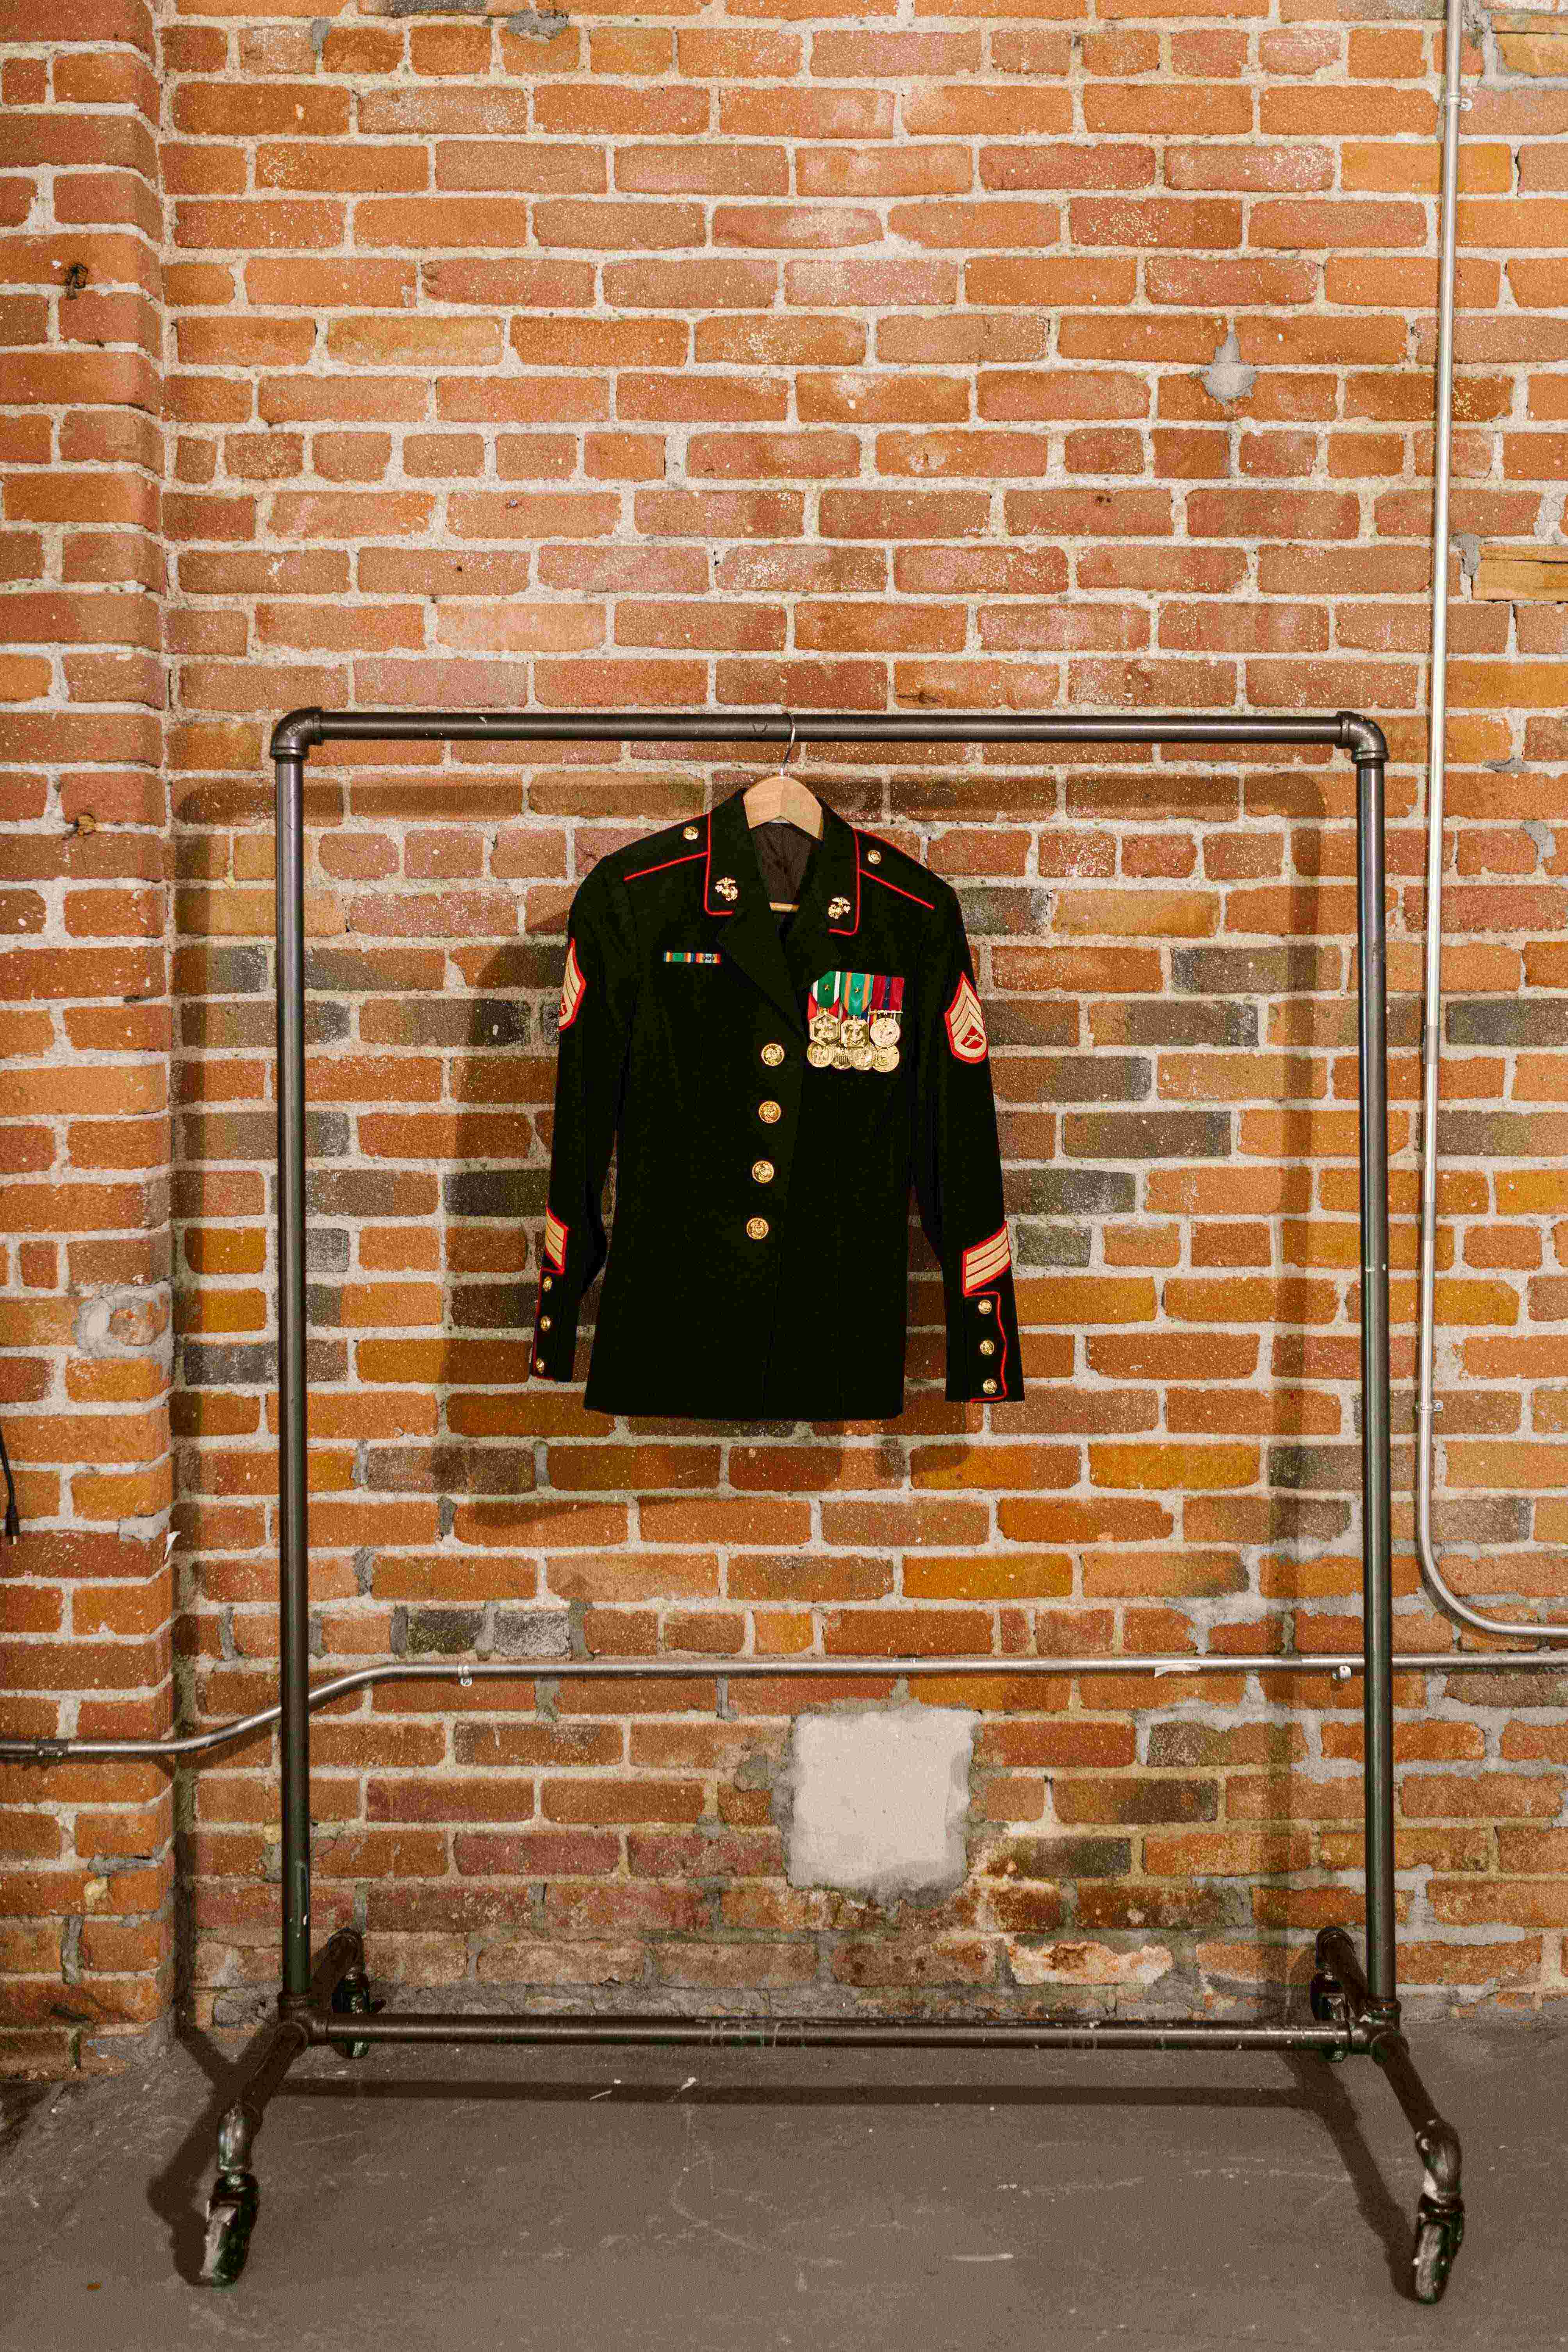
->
304, 2009, 1359, 2056
195, 1920, 1467, 2308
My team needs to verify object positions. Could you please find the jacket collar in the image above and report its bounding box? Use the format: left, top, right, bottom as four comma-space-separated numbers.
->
704, 787, 862, 1036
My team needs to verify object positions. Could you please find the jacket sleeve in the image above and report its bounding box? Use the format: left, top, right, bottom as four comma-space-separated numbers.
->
530, 860, 638, 1382
911, 890, 1025, 1405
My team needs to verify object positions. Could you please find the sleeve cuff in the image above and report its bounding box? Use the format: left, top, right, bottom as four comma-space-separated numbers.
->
945, 1272, 1024, 1403
529, 1265, 580, 1381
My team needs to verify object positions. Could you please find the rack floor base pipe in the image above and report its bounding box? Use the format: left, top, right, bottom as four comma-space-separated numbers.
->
201, 1920, 1466, 2305
180, 707, 1480, 2305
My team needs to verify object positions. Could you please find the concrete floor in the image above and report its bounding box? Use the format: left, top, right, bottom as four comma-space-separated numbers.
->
0, 2016, 1563, 2350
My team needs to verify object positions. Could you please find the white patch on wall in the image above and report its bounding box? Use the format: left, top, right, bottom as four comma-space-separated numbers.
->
781, 1706, 978, 1906
1008, 1942, 1174, 1988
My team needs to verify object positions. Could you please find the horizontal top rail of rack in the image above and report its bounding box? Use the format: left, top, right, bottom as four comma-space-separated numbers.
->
269, 706, 1389, 758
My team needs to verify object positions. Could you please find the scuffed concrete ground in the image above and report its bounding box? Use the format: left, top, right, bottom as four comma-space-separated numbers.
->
0, 2017, 1564, 2350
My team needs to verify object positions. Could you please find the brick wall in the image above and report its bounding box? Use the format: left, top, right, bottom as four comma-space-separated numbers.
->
5, 0, 1568, 2074
0, 0, 176, 2074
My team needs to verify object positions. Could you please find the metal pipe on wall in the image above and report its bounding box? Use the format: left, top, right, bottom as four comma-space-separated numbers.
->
1414, 2, 1568, 1648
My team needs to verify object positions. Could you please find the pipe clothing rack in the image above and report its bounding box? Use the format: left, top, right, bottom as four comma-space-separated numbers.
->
5, 704, 1506, 2306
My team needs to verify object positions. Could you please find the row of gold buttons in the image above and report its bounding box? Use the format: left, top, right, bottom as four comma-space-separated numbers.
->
977, 1294, 997, 1394
748, 1045, 787, 1239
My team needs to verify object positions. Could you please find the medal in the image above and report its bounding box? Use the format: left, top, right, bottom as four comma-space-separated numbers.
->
808, 971, 844, 1063
808, 970, 906, 1074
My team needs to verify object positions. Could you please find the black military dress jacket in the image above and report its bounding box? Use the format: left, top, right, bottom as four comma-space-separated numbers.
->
529, 785, 1024, 1421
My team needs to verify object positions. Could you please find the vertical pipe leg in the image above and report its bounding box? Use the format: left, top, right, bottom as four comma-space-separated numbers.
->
276, 751, 312, 2002
200, 2013, 309, 2287
1356, 748, 1399, 2020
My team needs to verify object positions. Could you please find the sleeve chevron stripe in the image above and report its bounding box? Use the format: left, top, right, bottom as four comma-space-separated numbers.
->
559, 937, 586, 1029
961, 1224, 1011, 1294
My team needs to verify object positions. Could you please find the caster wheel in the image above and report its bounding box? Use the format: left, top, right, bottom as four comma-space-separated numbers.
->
1309, 1970, 1350, 2061
332, 1966, 377, 2060
1411, 2198, 1464, 2306
200, 2173, 258, 2288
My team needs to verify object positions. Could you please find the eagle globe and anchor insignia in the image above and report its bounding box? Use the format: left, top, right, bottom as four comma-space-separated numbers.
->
807, 971, 904, 1073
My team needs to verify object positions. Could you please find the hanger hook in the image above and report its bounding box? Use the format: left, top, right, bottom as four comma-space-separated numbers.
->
782, 711, 796, 772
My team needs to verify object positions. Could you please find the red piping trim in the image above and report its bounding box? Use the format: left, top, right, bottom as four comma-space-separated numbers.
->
984, 1287, 1008, 1399
867, 868, 935, 911
625, 849, 703, 883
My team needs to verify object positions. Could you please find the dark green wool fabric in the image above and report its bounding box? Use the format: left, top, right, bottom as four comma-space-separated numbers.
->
531, 785, 1025, 1422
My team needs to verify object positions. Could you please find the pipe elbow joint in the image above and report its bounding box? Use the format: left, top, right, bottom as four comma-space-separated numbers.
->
1338, 710, 1388, 765
269, 707, 323, 760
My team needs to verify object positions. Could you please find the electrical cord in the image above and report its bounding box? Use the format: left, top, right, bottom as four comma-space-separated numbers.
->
0, 1422, 18, 1541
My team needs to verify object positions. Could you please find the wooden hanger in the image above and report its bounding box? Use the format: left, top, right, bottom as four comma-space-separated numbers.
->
743, 770, 823, 841
744, 719, 821, 909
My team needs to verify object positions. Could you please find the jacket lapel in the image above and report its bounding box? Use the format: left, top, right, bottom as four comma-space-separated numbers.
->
706, 788, 806, 1038
783, 802, 860, 1005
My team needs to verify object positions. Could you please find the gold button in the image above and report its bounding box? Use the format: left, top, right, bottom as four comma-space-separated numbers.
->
758, 1099, 782, 1125
866, 848, 881, 864
979, 1338, 994, 1357
539, 1316, 551, 1331
751, 1159, 774, 1184
746, 1216, 769, 1240
977, 1298, 993, 1317
535, 1354, 546, 1371
683, 824, 699, 840
982, 1378, 998, 1395
760, 1042, 785, 1068
541, 1274, 552, 1291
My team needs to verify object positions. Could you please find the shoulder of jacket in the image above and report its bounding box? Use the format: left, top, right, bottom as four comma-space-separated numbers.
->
598, 813, 710, 888
854, 827, 955, 922
571, 817, 705, 917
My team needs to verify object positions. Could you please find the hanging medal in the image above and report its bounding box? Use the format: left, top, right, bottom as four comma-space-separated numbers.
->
869, 973, 903, 1072
842, 970, 874, 1070
808, 971, 842, 1069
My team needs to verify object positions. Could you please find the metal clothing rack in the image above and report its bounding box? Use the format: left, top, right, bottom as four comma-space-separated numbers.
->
0, 706, 1476, 2303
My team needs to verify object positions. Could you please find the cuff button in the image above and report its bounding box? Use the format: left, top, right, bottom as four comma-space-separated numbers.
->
977, 1298, 994, 1317
982, 1378, 998, 1395
539, 1316, 551, 1331
979, 1338, 995, 1357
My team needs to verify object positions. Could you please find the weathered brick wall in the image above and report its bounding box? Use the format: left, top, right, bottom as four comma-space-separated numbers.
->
5, 0, 1568, 2073
0, 0, 177, 2073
